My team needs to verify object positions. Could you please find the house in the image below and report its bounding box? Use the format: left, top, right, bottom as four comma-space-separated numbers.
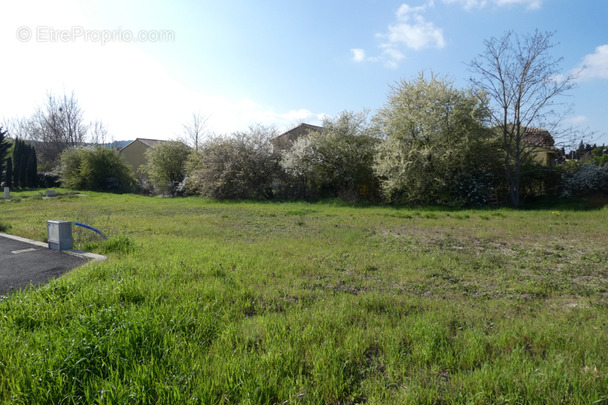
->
271, 123, 323, 154
119, 138, 164, 180
522, 127, 559, 166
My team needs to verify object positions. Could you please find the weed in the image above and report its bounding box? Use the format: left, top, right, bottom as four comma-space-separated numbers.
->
285, 208, 317, 216
0, 220, 10, 232
99, 235, 136, 254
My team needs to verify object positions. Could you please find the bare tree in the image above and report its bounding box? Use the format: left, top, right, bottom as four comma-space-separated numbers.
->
28, 91, 89, 169
2, 117, 33, 141
182, 112, 209, 152
89, 120, 109, 146
469, 30, 577, 207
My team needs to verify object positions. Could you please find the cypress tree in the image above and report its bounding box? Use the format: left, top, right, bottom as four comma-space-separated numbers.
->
9, 139, 39, 189
5, 157, 13, 188
33, 147, 39, 187
19, 141, 28, 188
0, 127, 9, 185
12, 138, 21, 188
26, 146, 38, 188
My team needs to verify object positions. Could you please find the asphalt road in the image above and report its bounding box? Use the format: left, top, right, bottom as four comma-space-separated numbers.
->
0, 234, 88, 295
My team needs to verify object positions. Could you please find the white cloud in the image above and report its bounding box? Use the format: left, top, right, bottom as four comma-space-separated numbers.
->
443, 0, 542, 10
384, 3, 445, 51
396, 3, 429, 19
351, 2, 445, 68
386, 17, 446, 51
216, 103, 325, 134
379, 45, 405, 69
442, 0, 486, 9
573, 45, 608, 81
379, 2, 445, 67
279, 109, 320, 123
495, 0, 542, 10
350, 48, 366, 62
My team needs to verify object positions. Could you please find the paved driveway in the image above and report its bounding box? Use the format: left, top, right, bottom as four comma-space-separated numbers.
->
0, 234, 96, 295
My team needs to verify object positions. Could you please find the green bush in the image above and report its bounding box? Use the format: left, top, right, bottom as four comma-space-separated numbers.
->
58, 147, 136, 192
144, 141, 192, 196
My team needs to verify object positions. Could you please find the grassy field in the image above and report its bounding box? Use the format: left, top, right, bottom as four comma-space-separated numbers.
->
1, 191, 607, 404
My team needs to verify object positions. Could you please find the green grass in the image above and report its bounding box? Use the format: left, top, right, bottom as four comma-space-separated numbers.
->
1, 192, 607, 404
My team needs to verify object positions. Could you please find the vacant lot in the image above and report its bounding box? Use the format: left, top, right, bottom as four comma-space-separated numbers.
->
1, 192, 607, 404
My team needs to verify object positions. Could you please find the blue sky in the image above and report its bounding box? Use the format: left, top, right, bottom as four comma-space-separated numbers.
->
1, 0, 607, 146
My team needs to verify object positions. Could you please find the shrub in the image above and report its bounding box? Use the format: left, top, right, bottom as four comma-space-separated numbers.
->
452, 172, 497, 208
561, 163, 608, 198
37, 172, 61, 188
144, 141, 192, 196
58, 147, 136, 192
187, 125, 279, 200
280, 111, 380, 202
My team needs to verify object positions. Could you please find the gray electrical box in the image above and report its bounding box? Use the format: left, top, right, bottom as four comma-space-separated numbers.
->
47, 220, 73, 250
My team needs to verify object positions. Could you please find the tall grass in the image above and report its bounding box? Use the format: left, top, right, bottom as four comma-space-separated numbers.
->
1, 192, 607, 403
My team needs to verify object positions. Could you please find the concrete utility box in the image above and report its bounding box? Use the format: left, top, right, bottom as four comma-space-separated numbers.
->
47, 220, 73, 250
3, 187, 9, 200
46, 190, 56, 197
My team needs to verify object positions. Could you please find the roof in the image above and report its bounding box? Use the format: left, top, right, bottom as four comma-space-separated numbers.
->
119, 138, 164, 151
271, 123, 324, 153
497, 124, 556, 148
274, 123, 323, 140
137, 138, 164, 148
522, 126, 551, 136
522, 126, 555, 147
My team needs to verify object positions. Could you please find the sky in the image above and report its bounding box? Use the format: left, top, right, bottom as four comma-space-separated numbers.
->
1, 0, 607, 146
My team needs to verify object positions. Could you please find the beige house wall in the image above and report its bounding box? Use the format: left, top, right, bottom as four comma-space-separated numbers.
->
120, 140, 151, 179
532, 147, 558, 167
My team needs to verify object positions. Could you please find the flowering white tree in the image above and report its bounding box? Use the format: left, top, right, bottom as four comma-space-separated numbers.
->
374, 72, 498, 206
188, 125, 279, 199
281, 111, 379, 201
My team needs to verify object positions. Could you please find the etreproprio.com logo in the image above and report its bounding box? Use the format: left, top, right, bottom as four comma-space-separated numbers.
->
16, 26, 175, 45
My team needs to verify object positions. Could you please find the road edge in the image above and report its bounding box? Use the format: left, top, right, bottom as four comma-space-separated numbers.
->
0, 232, 107, 261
